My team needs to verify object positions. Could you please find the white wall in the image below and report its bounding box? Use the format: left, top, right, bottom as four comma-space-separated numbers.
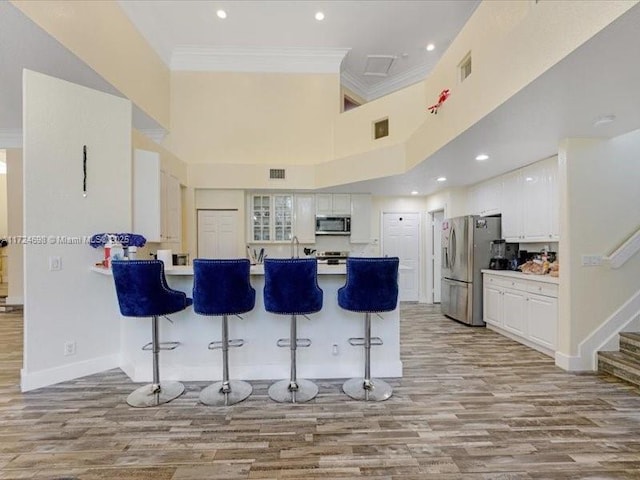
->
22, 70, 132, 391
557, 130, 640, 365
6, 149, 23, 305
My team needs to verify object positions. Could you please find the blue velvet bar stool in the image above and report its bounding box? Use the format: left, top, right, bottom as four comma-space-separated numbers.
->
111, 260, 192, 407
192, 259, 255, 406
338, 257, 399, 401
264, 258, 323, 403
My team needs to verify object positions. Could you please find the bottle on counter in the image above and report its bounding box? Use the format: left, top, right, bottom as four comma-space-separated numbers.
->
104, 235, 113, 268
110, 237, 125, 263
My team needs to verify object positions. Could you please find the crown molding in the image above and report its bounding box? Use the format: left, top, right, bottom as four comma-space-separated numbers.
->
366, 62, 430, 100
139, 129, 167, 145
340, 71, 370, 102
171, 46, 350, 73
0, 129, 22, 148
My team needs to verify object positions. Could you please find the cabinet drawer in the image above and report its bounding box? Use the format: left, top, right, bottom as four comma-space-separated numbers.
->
526, 281, 558, 298
484, 275, 512, 289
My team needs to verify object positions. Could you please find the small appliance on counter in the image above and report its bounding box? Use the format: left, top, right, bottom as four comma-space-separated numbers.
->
489, 240, 519, 270
316, 250, 349, 265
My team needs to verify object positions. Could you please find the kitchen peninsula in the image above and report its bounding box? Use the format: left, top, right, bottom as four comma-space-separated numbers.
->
92, 264, 402, 383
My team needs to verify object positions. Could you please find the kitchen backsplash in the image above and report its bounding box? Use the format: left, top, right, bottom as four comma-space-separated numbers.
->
248, 235, 379, 260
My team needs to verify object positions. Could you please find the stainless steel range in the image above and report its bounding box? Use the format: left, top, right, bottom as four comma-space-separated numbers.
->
316, 251, 349, 264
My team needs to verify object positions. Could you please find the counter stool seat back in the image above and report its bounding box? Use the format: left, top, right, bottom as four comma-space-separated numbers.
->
264, 258, 323, 403
193, 259, 255, 406
338, 257, 399, 402
112, 260, 192, 407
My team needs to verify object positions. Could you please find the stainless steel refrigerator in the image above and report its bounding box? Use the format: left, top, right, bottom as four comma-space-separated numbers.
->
441, 215, 500, 326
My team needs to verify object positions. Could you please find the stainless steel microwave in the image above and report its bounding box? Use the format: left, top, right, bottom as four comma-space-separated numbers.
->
316, 216, 351, 235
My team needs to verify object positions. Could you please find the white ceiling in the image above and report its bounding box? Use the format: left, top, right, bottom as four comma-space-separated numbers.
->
117, 0, 479, 101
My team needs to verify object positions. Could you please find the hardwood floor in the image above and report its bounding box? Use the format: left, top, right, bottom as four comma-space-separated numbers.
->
2, 305, 640, 479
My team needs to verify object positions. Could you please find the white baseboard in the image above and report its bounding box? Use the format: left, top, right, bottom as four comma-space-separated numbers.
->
5, 296, 23, 306
554, 351, 589, 371
120, 360, 403, 383
21, 354, 120, 392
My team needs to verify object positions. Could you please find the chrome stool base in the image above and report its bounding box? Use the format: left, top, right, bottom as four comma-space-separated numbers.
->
127, 381, 185, 408
268, 378, 318, 403
200, 380, 252, 406
343, 377, 392, 402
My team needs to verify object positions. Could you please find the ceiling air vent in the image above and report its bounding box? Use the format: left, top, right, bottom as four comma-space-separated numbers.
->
373, 118, 389, 140
269, 168, 285, 180
364, 55, 396, 77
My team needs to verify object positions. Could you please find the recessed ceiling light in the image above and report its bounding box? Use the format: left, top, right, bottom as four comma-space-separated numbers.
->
411, 190, 418, 195
593, 114, 616, 126
475, 154, 489, 161
216, 9, 227, 19
426, 43, 435, 52
315, 11, 325, 21
525, 177, 534, 182
436, 177, 447, 182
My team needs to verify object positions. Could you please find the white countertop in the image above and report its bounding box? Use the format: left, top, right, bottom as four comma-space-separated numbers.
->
481, 269, 559, 284
91, 264, 349, 276
92, 262, 411, 276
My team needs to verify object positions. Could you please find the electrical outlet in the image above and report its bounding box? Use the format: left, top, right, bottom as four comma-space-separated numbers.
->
332, 344, 339, 356
581, 255, 603, 266
49, 256, 62, 271
63, 341, 76, 356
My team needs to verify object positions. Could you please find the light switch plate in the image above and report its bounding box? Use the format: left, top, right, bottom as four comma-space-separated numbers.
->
581, 254, 603, 266
49, 256, 62, 271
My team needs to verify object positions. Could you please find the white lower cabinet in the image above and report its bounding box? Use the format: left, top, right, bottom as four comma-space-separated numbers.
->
482, 272, 558, 356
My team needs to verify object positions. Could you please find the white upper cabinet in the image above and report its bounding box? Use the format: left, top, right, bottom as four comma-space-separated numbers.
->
501, 171, 523, 241
350, 194, 372, 243
294, 194, 316, 244
133, 150, 183, 246
501, 157, 559, 242
133, 149, 162, 243
249, 193, 294, 243
468, 178, 501, 217
316, 193, 351, 215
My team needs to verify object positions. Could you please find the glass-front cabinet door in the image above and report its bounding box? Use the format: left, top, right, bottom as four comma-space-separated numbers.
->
251, 194, 271, 242
250, 194, 293, 242
273, 194, 293, 241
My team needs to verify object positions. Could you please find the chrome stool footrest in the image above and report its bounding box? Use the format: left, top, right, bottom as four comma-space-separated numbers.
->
208, 339, 245, 350
276, 338, 312, 348
142, 341, 180, 351
348, 336, 383, 346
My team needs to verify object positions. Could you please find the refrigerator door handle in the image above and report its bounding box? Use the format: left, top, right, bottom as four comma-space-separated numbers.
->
450, 227, 457, 268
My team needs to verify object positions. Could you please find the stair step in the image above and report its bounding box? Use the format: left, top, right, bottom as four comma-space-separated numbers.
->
620, 331, 640, 345
598, 351, 640, 388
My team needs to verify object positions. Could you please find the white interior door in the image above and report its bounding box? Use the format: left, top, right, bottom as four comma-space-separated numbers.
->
432, 210, 444, 303
382, 212, 420, 301
197, 210, 238, 258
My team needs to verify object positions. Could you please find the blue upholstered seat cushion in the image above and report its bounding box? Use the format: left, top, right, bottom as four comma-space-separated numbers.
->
338, 257, 399, 313
111, 260, 192, 317
263, 258, 323, 315
192, 259, 256, 316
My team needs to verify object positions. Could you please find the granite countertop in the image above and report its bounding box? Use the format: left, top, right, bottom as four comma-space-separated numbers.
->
481, 269, 559, 285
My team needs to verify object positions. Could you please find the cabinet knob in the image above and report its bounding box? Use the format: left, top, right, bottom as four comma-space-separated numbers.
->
511, 282, 515, 286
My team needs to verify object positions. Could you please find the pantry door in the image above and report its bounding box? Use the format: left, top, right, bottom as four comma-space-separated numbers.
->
197, 210, 239, 258
382, 212, 420, 302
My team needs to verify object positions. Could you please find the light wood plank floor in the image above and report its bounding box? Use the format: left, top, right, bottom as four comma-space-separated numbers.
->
2, 305, 640, 479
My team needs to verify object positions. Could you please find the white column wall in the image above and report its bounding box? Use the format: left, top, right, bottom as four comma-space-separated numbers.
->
22, 70, 132, 391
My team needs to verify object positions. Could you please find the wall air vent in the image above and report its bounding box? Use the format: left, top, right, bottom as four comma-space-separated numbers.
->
373, 118, 389, 140
269, 168, 286, 180
459, 51, 472, 82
